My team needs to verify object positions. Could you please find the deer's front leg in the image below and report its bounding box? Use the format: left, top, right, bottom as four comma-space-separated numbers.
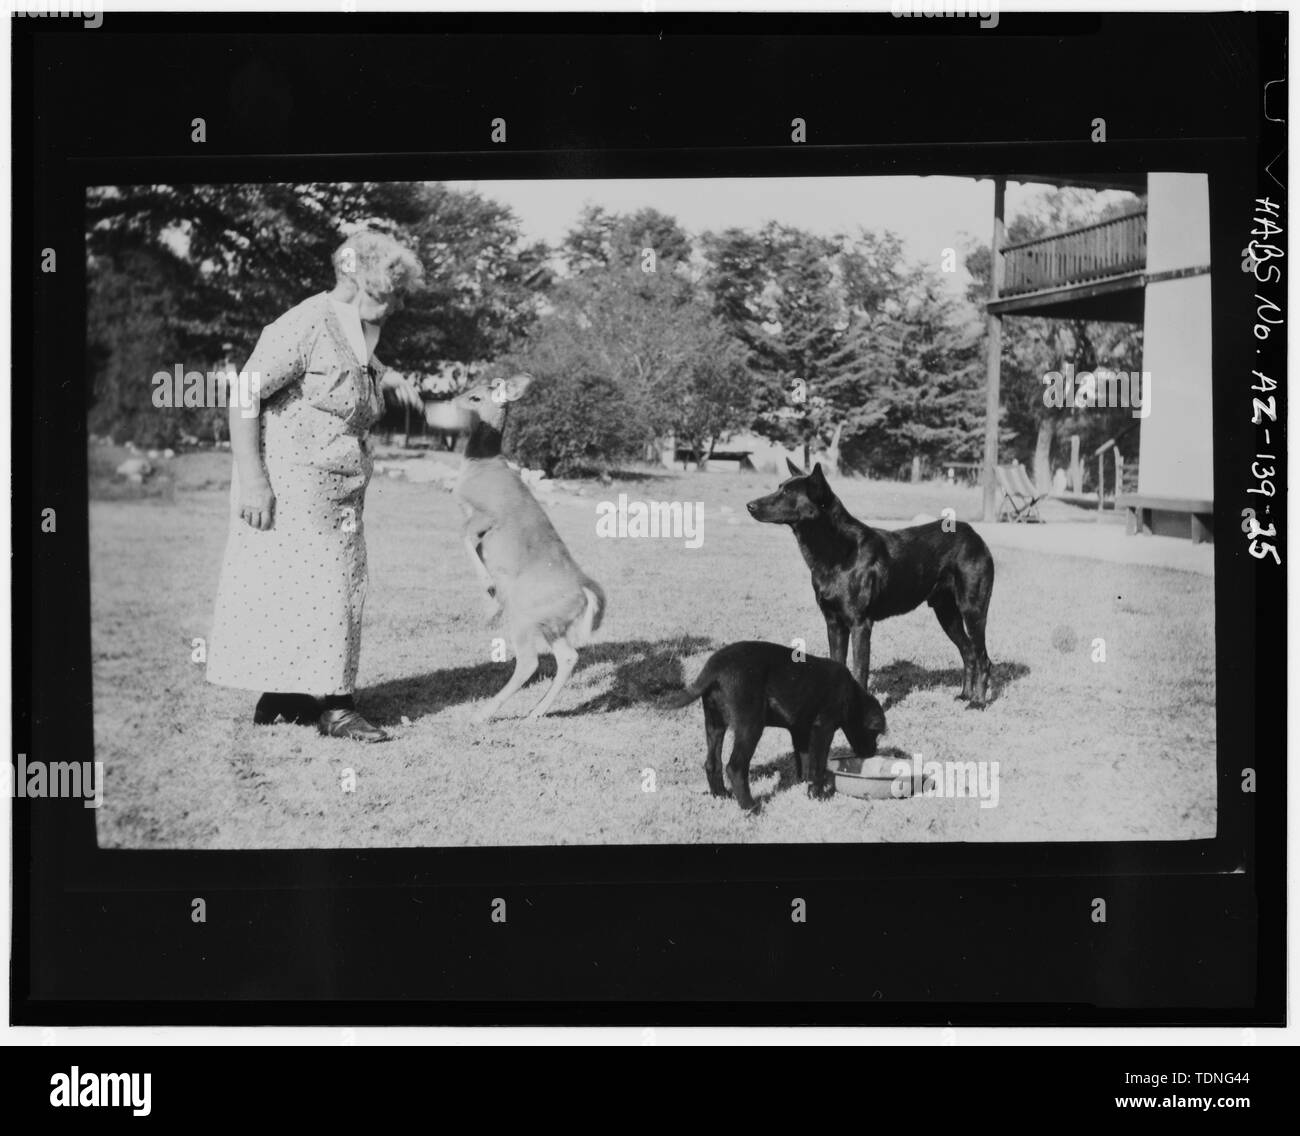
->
461, 511, 499, 604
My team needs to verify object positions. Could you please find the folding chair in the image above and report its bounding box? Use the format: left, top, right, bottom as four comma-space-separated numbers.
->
996, 462, 1047, 523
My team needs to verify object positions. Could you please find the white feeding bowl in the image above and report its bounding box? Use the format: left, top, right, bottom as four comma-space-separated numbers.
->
828, 754, 935, 800
422, 399, 475, 432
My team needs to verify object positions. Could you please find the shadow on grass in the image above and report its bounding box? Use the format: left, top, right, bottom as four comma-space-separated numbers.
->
871, 659, 1030, 708
364, 635, 716, 722
365, 641, 1029, 726
746, 742, 905, 805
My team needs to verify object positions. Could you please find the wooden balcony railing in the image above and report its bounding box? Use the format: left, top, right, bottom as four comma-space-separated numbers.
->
1000, 209, 1147, 297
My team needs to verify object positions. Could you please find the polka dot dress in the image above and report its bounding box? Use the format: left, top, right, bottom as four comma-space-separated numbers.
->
206, 293, 386, 697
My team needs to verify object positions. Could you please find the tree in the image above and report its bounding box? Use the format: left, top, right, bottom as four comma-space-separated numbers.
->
562, 205, 693, 276
702, 223, 852, 463
670, 327, 754, 469
361, 181, 552, 374
84, 181, 551, 443
87, 182, 372, 355
501, 359, 643, 478
702, 223, 980, 474
505, 245, 753, 475
826, 264, 990, 478
86, 245, 189, 445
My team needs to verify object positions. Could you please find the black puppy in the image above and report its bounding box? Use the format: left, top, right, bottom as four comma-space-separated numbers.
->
662, 641, 887, 811
747, 461, 995, 707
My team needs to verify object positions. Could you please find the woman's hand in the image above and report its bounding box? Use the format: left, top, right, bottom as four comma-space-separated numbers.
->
239, 476, 275, 531
381, 369, 424, 413
229, 395, 275, 530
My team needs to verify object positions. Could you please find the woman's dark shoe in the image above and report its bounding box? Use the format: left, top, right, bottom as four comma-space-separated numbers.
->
317, 707, 390, 743
254, 693, 322, 726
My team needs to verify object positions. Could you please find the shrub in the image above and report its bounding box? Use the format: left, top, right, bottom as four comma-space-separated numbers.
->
504, 367, 642, 478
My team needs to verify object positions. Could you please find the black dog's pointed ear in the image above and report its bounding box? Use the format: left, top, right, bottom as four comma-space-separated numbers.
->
807, 462, 833, 503
786, 457, 807, 477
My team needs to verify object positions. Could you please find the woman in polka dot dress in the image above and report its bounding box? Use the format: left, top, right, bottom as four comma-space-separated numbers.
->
206, 231, 424, 742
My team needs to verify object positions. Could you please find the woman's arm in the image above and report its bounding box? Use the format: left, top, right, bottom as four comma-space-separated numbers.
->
229, 403, 274, 531
374, 359, 424, 413
229, 309, 310, 531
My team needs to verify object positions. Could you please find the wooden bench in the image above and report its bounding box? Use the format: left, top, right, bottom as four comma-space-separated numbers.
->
675, 448, 755, 472
942, 461, 983, 486
1115, 495, 1214, 544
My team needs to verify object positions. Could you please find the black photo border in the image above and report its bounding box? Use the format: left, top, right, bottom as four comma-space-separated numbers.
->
10, 10, 1286, 1025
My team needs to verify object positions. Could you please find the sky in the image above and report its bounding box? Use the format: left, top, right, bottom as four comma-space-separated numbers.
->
146, 174, 1137, 300
459, 176, 1137, 294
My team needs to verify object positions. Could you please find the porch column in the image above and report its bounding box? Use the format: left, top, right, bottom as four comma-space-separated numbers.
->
981, 177, 1006, 522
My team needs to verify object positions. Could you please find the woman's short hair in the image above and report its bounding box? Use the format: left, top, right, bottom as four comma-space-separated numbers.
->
332, 230, 424, 298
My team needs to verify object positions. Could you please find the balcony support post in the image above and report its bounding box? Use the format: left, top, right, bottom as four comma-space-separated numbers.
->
982, 177, 1006, 522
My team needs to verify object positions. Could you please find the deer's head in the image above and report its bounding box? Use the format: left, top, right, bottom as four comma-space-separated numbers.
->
454, 372, 534, 430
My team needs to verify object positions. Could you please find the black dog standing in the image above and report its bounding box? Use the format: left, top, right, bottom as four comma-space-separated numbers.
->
748, 461, 995, 707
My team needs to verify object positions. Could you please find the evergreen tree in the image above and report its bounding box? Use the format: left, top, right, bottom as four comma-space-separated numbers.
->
829, 266, 988, 477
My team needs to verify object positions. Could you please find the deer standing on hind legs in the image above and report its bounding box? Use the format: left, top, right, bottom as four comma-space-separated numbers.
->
450, 373, 606, 723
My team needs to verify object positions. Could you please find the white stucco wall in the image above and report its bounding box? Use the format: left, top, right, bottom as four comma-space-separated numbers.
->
1136, 174, 1214, 501
1146, 172, 1212, 273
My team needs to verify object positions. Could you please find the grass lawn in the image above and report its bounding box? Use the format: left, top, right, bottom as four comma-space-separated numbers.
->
89, 446, 1216, 847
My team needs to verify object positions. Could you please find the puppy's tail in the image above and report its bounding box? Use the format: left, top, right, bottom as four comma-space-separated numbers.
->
658, 684, 701, 711
658, 662, 715, 712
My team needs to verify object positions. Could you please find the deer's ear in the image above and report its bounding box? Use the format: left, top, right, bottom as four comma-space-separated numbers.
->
489, 373, 531, 405
786, 457, 807, 477
504, 372, 534, 401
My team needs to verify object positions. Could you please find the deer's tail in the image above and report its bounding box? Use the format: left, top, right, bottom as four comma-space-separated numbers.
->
567, 576, 606, 647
